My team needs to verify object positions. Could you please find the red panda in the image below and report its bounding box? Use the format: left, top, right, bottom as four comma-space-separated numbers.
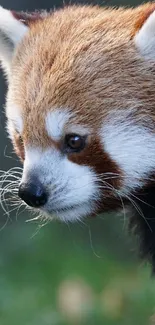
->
1, 3, 155, 269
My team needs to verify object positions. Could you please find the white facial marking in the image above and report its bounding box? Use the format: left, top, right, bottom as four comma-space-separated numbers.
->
6, 105, 23, 136
134, 10, 155, 60
0, 6, 28, 44
101, 114, 155, 193
45, 110, 72, 141
22, 146, 99, 222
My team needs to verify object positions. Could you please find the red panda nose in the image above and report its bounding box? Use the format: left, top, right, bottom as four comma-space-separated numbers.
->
18, 181, 47, 208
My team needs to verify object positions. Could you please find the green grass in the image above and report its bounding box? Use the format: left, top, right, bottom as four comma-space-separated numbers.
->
0, 214, 154, 325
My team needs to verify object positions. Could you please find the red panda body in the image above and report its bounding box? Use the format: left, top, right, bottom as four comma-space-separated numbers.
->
1, 4, 155, 269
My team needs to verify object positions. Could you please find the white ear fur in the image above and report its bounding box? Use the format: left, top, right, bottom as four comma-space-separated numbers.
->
0, 6, 28, 76
134, 10, 155, 60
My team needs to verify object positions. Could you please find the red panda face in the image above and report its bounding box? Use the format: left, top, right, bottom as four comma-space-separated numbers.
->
8, 107, 123, 222
1, 5, 155, 222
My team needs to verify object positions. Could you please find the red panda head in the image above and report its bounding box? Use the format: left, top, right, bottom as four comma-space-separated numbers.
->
1, 4, 155, 224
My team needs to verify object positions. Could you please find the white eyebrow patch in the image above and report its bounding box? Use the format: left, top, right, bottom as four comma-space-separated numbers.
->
6, 104, 23, 134
45, 109, 72, 141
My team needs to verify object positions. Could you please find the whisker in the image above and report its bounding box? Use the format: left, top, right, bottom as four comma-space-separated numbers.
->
130, 192, 154, 209
0, 167, 22, 217
78, 219, 102, 258
0, 216, 10, 232
123, 193, 152, 233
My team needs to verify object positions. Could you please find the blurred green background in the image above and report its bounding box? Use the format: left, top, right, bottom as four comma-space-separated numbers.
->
0, 0, 155, 324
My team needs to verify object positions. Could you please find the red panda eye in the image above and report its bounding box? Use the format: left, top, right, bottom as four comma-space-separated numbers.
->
64, 134, 86, 153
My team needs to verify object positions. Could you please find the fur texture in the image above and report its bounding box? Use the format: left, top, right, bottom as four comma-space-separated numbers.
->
1, 4, 155, 270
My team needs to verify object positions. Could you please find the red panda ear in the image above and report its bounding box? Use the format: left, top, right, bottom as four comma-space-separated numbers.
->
134, 4, 155, 60
12, 10, 47, 26
0, 7, 47, 77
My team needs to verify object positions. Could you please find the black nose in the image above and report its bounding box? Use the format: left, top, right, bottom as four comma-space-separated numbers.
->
18, 181, 47, 208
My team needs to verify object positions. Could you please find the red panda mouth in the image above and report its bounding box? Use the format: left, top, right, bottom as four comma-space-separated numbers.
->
43, 200, 96, 217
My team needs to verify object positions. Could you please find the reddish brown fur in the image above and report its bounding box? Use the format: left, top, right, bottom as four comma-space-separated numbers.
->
13, 132, 25, 161
11, 4, 155, 140
68, 135, 121, 187
8, 4, 155, 211
131, 3, 155, 37
5, 3, 155, 271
